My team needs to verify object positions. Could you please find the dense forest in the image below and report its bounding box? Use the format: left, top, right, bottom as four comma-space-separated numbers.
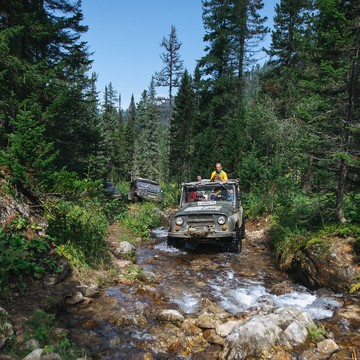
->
0, 0, 359, 235
1, 0, 359, 223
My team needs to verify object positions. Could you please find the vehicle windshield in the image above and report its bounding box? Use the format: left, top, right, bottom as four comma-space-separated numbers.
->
182, 184, 235, 204
137, 180, 160, 193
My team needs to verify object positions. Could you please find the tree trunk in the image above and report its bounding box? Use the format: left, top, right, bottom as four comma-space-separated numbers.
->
336, 158, 347, 224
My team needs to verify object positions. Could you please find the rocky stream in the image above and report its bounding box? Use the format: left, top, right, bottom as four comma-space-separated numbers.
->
56, 223, 360, 360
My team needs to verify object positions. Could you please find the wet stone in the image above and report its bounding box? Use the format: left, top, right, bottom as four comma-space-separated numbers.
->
216, 320, 243, 338
157, 309, 185, 323
138, 271, 157, 283
196, 312, 220, 329
65, 291, 83, 305
270, 281, 295, 295
203, 329, 225, 346
180, 319, 202, 336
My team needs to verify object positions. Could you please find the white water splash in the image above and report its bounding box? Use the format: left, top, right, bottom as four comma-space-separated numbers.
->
152, 227, 169, 238
209, 280, 339, 320
171, 292, 200, 314
154, 241, 186, 254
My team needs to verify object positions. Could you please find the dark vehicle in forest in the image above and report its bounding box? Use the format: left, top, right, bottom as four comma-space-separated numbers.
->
168, 179, 245, 253
128, 178, 162, 203
103, 181, 121, 199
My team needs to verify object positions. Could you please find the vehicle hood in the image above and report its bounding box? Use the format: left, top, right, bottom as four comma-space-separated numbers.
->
176, 202, 234, 217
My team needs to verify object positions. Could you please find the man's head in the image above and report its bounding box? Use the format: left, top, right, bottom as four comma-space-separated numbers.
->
215, 162, 223, 173
196, 175, 202, 182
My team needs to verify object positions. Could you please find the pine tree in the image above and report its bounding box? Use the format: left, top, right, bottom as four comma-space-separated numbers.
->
155, 25, 184, 105
265, 0, 314, 117
0, 0, 97, 178
169, 70, 196, 183
124, 95, 136, 179
312, 0, 360, 222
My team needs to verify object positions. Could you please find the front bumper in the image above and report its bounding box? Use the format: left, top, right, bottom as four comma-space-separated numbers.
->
168, 229, 235, 242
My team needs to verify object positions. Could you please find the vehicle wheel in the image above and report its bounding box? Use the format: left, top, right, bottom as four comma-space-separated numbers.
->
228, 227, 242, 254
133, 195, 139, 203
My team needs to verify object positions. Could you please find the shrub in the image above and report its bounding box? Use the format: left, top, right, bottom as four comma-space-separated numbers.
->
0, 218, 60, 292
161, 182, 180, 207
121, 203, 163, 237
46, 200, 109, 266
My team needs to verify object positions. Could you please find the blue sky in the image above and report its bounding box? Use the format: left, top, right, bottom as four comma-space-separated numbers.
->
82, 1, 278, 109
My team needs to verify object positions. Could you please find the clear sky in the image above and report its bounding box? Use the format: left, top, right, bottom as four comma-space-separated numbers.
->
81, 1, 278, 109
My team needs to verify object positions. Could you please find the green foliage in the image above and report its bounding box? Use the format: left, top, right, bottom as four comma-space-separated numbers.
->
21, 310, 86, 359
121, 203, 163, 238
26, 310, 55, 345
0, 219, 60, 291
46, 201, 109, 266
48, 169, 103, 197
307, 324, 327, 342
0, 111, 57, 185
161, 182, 180, 207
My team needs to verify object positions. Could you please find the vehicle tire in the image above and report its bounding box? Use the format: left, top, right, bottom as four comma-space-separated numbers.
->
228, 227, 242, 254
133, 195, 139, 203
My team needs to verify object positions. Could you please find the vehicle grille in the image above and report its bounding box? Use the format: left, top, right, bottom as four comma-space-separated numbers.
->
187, 215, 215, 226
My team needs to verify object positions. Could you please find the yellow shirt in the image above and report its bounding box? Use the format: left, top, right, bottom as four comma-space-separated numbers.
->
210, 170, 228, 181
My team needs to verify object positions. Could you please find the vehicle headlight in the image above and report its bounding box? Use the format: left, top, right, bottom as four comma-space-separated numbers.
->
175, 217, 184, 226
218, 216, 226, 225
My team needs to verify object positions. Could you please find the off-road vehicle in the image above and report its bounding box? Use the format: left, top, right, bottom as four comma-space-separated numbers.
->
168, 179, 245, 253
128, 178, 162, 203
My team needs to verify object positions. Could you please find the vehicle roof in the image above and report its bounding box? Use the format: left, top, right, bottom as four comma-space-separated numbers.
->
135, 178, 159, 185
181, 179, 239, 186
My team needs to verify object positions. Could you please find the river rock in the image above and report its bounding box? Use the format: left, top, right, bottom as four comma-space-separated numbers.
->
115, 241, 135, 254
114, 260, 131, 269
138, 271, 157, 283
198, 298, 232, 321
157, 309, 185, 323
299, 339, 340, 360
65, 291, 84, 305
216, 320, 243, 337
195, 312, 220, 329
203, 329, 225, 345
41, 353, 62, 360
180, 319, 202, 336
337, 304, 360, 321
292, 236, 359, 292
76, 282, 99, 297
0, 306, 14, 349
220, 307, 314, 359
22, 349, 44, 360
270, 281, 295, 295
20, 339, 41, 351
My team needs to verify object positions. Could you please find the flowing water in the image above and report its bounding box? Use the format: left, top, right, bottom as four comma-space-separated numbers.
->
58, 226, 360, 359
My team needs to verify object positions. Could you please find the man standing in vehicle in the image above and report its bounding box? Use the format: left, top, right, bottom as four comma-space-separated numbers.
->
210, 162, 228, 181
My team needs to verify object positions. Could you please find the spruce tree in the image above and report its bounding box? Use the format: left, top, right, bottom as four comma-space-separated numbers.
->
124, 95, 136, 179
169, 70, 196, 183
155, 25, 184, 104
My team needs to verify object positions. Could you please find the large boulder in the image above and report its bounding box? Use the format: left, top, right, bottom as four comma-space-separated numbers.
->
291, 236, 359, 292
220, 307, 314, 359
